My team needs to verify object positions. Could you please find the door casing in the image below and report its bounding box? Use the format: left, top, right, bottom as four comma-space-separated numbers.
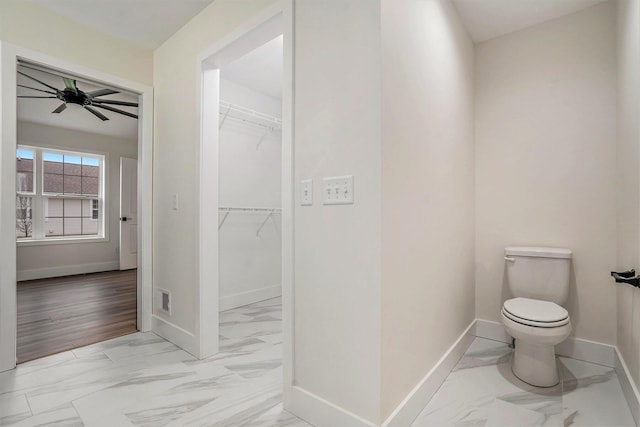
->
0, 43, 154, 372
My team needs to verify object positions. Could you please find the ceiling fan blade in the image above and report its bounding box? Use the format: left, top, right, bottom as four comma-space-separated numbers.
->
84, 106, 109, 121
63, 77, 77, 94
17, 71, 60, 92
18, 85, 57, 95
52, 103, 67, 114
18, 95, 57, 98
92, 103, 138, 119
92, 99, 138, 107
87, 88, 119, 98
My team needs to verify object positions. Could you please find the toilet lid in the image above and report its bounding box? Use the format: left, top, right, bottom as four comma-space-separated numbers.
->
503, 298, 569, 327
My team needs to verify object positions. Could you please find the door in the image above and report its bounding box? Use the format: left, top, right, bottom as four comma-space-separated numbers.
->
119, 157, 137, 270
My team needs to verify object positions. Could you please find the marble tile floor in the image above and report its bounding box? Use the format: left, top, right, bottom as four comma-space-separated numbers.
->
413, 337, 637, 427
0, 297, 310, 427
2, 302, 636, 427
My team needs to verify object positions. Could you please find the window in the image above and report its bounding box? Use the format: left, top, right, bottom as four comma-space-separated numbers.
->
16, 146, 105, 242
16, 149, 34, 239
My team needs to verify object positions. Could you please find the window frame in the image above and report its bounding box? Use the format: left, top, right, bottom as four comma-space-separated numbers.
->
16, 145, 108, 246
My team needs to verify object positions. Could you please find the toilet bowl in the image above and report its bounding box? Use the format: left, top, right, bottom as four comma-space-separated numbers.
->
501, 297, 571, 387
501, 246, 572, 387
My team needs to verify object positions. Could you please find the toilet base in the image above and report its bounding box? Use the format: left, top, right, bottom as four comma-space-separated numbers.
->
512, 339, 559, 387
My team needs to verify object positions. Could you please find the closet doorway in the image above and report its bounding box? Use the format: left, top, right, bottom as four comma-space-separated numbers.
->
196, 5, 294, 395
216, 35, 284, 353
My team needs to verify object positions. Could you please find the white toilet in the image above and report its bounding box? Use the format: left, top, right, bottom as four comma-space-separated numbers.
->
501, 246, 572, 387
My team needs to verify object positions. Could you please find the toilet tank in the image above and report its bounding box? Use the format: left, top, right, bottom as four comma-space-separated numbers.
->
505, 246, 572, 305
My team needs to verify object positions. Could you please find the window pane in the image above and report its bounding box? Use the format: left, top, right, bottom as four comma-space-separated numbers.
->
46, 198, 63, 217
63, 161, 81, 176
64, 218, 82, 236
15, 196, 32, 238
63, 175, 82, 195
43, 160, 63, 174
82, 199, 92, 217
64, 199, 82, 217
43, 173, 63, 193
45, 218, 63, 236
16, 149, 34, 193
82, 158, 100, 177
82, 177, 99, 195
43, 152, 63, 163
82, 219, 99, 235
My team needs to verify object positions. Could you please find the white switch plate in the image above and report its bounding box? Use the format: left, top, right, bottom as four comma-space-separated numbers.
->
172, 194, 179, 210
323, 175, 354, 205
301, 179, 313, 206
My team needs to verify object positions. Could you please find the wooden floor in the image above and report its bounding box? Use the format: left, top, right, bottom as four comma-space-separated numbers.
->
17, 269, 137, 364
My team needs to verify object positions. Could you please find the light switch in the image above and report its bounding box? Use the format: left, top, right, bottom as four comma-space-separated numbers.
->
172, 194, 179, 210
301, 179, 313, 206
323, 175, 354, 205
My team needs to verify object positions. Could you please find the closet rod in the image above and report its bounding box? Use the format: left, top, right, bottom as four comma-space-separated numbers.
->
218, 207, 282, 213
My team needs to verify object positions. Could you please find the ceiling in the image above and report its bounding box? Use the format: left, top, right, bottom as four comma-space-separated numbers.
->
27, 0, 216, 49
452, 0, 607, 43
17, 64, 139, 140
221, 36, 284, 100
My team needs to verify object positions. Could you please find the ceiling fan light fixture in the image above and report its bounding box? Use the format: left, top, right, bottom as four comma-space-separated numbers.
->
17, 70, 138, 122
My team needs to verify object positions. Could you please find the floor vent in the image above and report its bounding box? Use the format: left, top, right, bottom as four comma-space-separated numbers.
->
156, 288, 171, 315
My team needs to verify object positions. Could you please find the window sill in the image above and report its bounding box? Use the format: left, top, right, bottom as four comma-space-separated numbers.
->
17, 236, 109, 247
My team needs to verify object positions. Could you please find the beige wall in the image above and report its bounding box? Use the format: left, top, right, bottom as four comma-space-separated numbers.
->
16, 121, 137, 278
153, 0, 275, 332
294, 0, 382, 422
381, 0, 475, 420
475, 2, 617, 344
616, 0, 640, 388
0, 0, 152, 86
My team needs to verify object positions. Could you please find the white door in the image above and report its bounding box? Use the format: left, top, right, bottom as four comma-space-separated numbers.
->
119, 157, 138, 270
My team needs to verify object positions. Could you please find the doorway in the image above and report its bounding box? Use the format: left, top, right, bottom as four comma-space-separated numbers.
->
0, 44, 153, 372
14, 62, 141, 363
217, 34, 284, 362
195, 0, 294, 404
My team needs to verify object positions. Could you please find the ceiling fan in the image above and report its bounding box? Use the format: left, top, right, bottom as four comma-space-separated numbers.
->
17, 68, 138, 121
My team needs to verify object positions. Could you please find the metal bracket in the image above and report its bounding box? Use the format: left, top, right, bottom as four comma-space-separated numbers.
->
218, 208, 231, 230
256, 210, 275, 236
256, 129, 272, 150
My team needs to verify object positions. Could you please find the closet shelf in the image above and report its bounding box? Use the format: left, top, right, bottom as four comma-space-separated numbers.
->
218, 206, 282, 236
218, 100, 282, 132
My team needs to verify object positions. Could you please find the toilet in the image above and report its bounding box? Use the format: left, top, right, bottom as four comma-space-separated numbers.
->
501, 246, 572, 387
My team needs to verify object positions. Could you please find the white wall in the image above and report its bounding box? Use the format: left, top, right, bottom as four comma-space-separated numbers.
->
380, 0, 475, 419
219, 79, 282, 310
16, 121, 137, 280
616, 0, 640, 389
0, 0, 152, 86
475, 2, 617, 344
294, 0, 382, 423
153, 0, 276, 333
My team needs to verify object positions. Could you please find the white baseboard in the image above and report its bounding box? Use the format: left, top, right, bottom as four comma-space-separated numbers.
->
17, 261, 119, 281
219, 284, 281, 311
615, 348, 640, 425
382, 321, 476, 427
473, 318, 512, 343
151, 315, 199, 358
287, 322, 475, 427
474, 319, 616, 367
556, 336, 616, 367
289, 386, 377, 427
